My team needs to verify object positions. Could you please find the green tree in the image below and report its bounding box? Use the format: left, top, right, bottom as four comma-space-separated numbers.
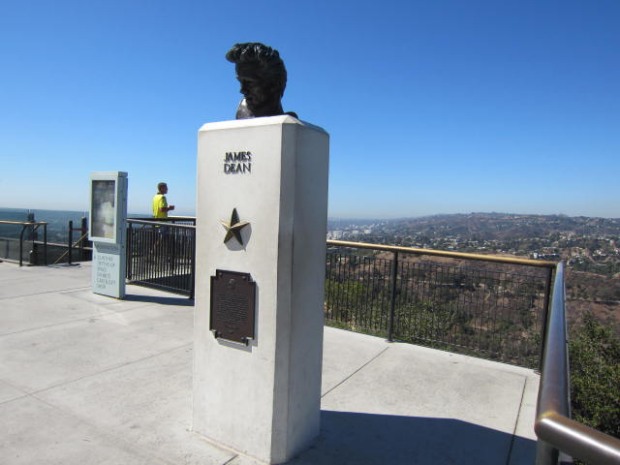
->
569, 313, 620, 439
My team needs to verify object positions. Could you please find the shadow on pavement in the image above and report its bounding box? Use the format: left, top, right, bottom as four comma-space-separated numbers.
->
287, 410, 536, 465
123, 293, 194, 307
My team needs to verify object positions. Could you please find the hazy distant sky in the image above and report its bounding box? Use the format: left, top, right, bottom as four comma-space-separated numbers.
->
1, 1, 618, 218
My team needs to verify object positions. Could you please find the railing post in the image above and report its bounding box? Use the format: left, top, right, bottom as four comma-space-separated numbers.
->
387, 251, 398, 342
190, 227, 196, 299
539, 265, 555, 372
171, 223, 177, 273
535, 440, 558, 465
68, 220, 73, 265
19, 225, 26, 267
80, 217, 87, 260
126, 223, 133, 280
43, 224, 48, 265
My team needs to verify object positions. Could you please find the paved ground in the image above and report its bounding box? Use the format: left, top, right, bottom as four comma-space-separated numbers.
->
0, 261, 539, 465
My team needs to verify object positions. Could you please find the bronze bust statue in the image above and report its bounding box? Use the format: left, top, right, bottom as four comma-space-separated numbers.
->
226, 42, 297, 119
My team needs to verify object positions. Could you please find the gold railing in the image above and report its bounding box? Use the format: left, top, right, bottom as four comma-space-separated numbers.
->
327, 239, 557, 267
535, 261, 620, 465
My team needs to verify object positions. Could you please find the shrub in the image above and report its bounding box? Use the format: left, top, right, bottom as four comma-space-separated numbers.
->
569, 312, 620, 439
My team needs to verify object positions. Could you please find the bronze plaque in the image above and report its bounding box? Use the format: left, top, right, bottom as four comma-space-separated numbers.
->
210, 270, 256, 345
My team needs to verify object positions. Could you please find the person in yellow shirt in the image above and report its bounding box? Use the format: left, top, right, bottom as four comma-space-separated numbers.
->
152, 182, 175, 218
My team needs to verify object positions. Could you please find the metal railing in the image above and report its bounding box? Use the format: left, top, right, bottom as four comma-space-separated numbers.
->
325, 240, 556, 369
42, 218, 92, 265
126, 217, 196, 297
0, 218, 93, 266
58, 218, 91, 265
124, 232, 555, 367
535, 261, 620, 465
0, 220, 48, 266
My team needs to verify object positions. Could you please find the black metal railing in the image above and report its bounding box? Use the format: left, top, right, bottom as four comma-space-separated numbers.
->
535, 261, 620, 465
0, 220, 48, 266
325, 240, 556, 369
45, 218, 92, 265
62, 218, 91, 264
123, 230, 556, 367
0, 217, 93, 266
126, 217, 196, 297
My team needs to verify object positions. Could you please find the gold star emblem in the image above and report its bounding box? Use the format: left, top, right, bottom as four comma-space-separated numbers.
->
220, 208, 250, 245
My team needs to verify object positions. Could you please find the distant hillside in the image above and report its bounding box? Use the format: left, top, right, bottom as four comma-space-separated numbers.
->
329, 212, 620, 335
330, 213, 620, 241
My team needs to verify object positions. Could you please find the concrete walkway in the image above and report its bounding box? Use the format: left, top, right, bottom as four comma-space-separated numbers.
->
0, 262, 539, 465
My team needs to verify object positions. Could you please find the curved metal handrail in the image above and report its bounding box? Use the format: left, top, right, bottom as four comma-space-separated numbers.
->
535, 261, 620, 465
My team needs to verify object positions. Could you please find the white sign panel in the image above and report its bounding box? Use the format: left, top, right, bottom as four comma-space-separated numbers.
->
92, 243, 125, 298
90, 171, 128, 298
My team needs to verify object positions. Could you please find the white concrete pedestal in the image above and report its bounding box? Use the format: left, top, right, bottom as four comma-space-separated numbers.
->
193, 116, 329, 464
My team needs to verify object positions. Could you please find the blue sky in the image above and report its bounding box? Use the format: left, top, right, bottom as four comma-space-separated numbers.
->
1, 0, 618, 218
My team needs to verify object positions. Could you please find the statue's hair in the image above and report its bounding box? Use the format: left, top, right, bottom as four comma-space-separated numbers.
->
226, 42, 287, 96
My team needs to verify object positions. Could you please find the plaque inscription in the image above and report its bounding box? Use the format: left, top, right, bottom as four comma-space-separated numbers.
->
210, 270, 256, 345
